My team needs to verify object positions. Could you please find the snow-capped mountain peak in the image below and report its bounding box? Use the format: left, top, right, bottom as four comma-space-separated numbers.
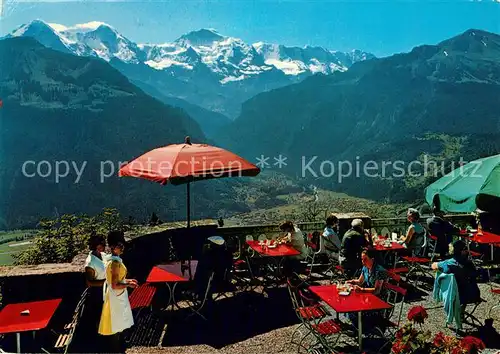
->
48, 21, 112, 33
8, 19, 72, 53
6, 21, 375, 84
175, 28, 225, 47
8, 20, 144, 63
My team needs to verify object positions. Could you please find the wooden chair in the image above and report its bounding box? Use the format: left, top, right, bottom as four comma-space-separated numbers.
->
184, 272, 215, 321
129, 283, 157, 316
42, 288, 88, 354
371, 282, 408, 353
287, 276, 330, 351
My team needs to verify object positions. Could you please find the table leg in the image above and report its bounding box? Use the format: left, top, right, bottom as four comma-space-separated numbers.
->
165, 282, 173, 310
358, 313, 363, 350
169, 282, 180, 310
16, 332, 21, 353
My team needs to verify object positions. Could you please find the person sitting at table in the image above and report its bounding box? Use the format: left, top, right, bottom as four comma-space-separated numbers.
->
340, 219, 369, 277
279, 220, 309, 260
99, 231, 138, 353
401, 208, 427, 256
427, 206, 460, 259
322, 214, 341, 258
347, 249, 388, 293
71, 233, 108, 353
345, 249, 388, 329
431, 240, 481, 311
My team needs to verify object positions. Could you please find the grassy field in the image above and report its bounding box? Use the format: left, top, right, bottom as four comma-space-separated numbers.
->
226, 189, 411, 226
0, 230, 35, 265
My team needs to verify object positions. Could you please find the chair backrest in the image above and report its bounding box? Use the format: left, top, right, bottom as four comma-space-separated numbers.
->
64, 288, 90, 354
386, 270, 402, 284
314, 232, 324, 255
382, 282, 407, 327
297, 287, 317, 307
129, 283, 156, 310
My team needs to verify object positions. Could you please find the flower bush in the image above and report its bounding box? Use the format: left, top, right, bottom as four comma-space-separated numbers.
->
392, 306, 485, 354
407, 306, 428, 325
460, 336, 486, 354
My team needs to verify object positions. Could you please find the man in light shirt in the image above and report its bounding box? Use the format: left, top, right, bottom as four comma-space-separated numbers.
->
322, 214, 341, 257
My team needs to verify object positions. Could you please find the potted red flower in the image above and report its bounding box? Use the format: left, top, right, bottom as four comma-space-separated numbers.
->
458, 336, 486, 354
393, 308, 486, 354
430, 332, 460, 353
391, 306, 432, 354
407, 305, 428, 326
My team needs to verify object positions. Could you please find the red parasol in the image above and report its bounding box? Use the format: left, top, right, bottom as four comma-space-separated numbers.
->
118, 137, 260, 227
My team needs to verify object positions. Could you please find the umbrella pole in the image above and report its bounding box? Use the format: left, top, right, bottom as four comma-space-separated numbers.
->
186, 182, 193, 279
187, 182, 191, 228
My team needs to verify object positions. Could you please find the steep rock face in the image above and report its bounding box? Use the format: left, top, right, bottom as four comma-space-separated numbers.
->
0, 37, 226, 229
220, 29, 500, 201
7, 21, 374, 118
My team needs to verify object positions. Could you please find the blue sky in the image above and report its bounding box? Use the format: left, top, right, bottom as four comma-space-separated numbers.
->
1, 1, 499, 57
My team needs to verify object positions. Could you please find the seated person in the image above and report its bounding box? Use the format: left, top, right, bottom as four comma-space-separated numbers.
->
346, 249, 388, 328
401, 208, 426, 256
432, 240, 481, 307
279, 220, 309, 260
340, 219, 369, 277
322, 214, 341, 258
347, 249, 387, 293
427, 206, 460, 259
279, 221, 309, 276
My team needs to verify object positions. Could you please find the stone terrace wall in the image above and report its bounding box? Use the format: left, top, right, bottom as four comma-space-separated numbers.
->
0, 214, 476, 306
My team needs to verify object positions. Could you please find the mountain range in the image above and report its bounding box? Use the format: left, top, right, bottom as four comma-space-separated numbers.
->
0, 37, 248, 229
219, 29, 500, 202
2, 23, 500, 228
6, 20, 374, 119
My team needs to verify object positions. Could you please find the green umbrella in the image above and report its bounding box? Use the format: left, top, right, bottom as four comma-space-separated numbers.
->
425, 154, 500, 213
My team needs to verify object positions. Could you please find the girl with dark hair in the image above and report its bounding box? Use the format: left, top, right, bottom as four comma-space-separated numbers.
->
347, 249, 387, 294
71, 233, 108, 353
99, 231, 137, 353
346, 249, 388, 330
432, 240, 481, 306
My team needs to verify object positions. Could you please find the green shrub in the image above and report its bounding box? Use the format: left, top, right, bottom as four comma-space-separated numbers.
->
13, 208, 123, 265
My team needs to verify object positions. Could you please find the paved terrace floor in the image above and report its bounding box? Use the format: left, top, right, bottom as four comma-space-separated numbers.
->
126, 280, 500, 354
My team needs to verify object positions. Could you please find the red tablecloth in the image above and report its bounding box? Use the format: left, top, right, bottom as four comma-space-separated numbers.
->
246, 240, 300, 257
146, 261, 198, 283
0, 299, 61, 334
470, 231, 500, 245
309, 285, 391, 313
373, 242, 405, 251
